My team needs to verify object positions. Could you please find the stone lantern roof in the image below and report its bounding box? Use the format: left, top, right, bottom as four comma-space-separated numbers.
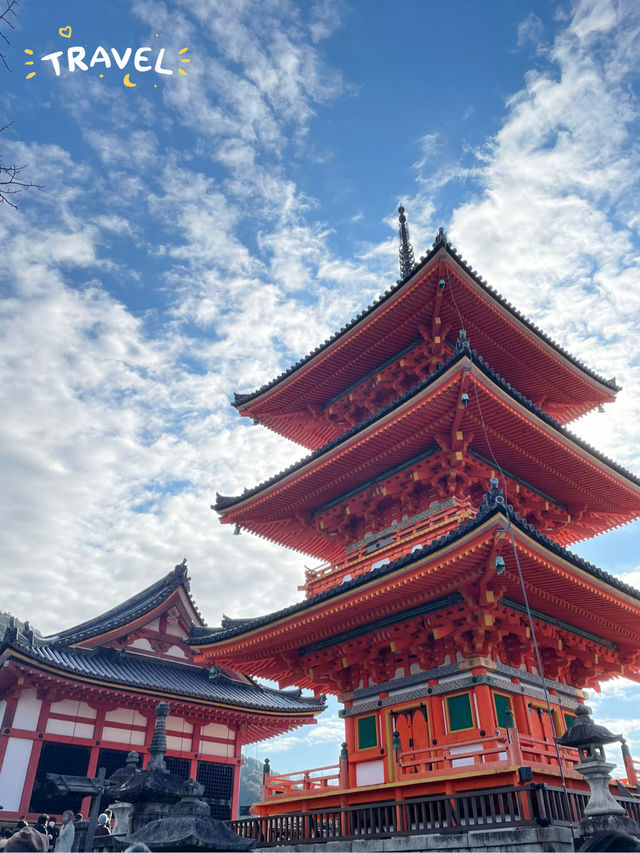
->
555, 704, 622, 749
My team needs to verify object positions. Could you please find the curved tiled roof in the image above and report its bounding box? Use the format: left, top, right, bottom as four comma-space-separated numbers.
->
195, 483, 640, 647
0, 640, 325, 714
43, 560, 202, 647
215, 342, 639, 513
233, 231, 619, 407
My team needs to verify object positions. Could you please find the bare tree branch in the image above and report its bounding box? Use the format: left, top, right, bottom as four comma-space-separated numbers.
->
0, 0, 41, 208
0, 0, 18, 72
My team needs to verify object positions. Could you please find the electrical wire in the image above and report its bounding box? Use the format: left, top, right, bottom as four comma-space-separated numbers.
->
443, 260, 577, 830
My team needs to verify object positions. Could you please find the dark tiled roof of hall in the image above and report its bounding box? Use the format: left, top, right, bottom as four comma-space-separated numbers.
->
215, 340, 640, 513
0, 639, 324, 712
42, 560, 202, 647
194, 484, 640, 646
233, 230, 618, 407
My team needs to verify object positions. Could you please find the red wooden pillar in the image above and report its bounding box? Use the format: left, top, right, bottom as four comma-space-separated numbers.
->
339, 741, 349, 788
344, 715, 357, 788
230, 726, 243, 819
189, 721, 201, 783
83, 744, 100, 818
427, 685, 445, 742
0, 695, 19, 770
622, 740, 638, 787
511, 681, 529, 735
472, 670, 495, 735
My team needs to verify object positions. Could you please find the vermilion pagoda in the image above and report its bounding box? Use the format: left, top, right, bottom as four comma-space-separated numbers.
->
190, 216, 640, 823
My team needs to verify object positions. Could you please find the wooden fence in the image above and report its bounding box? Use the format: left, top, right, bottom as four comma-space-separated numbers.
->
228, 784, 640, 847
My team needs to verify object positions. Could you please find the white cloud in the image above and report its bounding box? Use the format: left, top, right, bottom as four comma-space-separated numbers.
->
517, 12, 544, 47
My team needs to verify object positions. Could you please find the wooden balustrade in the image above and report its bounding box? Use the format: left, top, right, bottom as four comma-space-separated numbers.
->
262, 735, 582, 801
396, 733, 579, 779
263, 763, 341, 798
229, 783, 640, 846
305, 500, 476, 595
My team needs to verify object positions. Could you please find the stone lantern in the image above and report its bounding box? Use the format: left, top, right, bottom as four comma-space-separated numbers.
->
555, 704, 640, 841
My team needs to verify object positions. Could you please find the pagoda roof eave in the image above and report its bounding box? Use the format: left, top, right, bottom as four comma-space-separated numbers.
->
233, 236, 618, 416
215, 347, 640, 517
192, 491, 640, 650
0, 642, 325, 718
41, 561, 203, 648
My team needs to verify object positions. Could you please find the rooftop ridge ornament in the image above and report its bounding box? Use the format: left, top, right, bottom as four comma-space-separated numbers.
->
398, 205, 416, 279
480, 477, 507, 512
454, 328, 471, 354
434, 226, 448, 248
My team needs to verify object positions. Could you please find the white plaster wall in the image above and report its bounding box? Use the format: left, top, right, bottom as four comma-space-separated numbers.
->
13, 688, 42, 731
355, 759, 384, 786
166, 622, 183, 637
129, 638, 153, 650
0, 738, 32, 811
167, 717, 193, 734
49, 699, 97, 718
0, 699, 7, 728
450, 743, 483, 768
165, 645, 187, 658
145, 618, 160, 631
45, 718, 94, 739
201, 722, 232, 738
199, 739, 232, 757
105, 708, 146, 726
102, 726, 146, 745
166, 735, 192, 751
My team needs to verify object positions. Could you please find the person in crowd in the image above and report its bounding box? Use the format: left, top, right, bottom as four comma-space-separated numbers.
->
44, 819, 57, 850
1, 828, 14, 839
32, 817, 48, 840
94, 815, 110, 837
12, 819, 27, 833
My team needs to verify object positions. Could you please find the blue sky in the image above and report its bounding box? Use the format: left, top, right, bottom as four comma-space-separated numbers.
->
1, 0, 640, 776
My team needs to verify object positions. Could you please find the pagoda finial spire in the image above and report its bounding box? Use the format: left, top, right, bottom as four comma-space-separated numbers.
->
398, 205, 416, 279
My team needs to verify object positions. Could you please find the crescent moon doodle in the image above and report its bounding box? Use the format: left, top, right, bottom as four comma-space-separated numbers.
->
123, 73, 136, 88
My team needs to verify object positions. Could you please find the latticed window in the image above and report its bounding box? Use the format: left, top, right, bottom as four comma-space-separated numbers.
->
96, 748, 130, 812
164, 755, 190, 779
29, 742, 91, 814
196, 760, 234, 821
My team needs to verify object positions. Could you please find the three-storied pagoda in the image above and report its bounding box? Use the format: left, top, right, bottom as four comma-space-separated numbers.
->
190, 213, 640, 815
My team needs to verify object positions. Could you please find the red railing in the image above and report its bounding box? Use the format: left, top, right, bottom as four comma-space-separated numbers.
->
396, 733, 580, 779
261, 735, 582, 802
263, 763, 342, 798
304, 499, 476, 596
